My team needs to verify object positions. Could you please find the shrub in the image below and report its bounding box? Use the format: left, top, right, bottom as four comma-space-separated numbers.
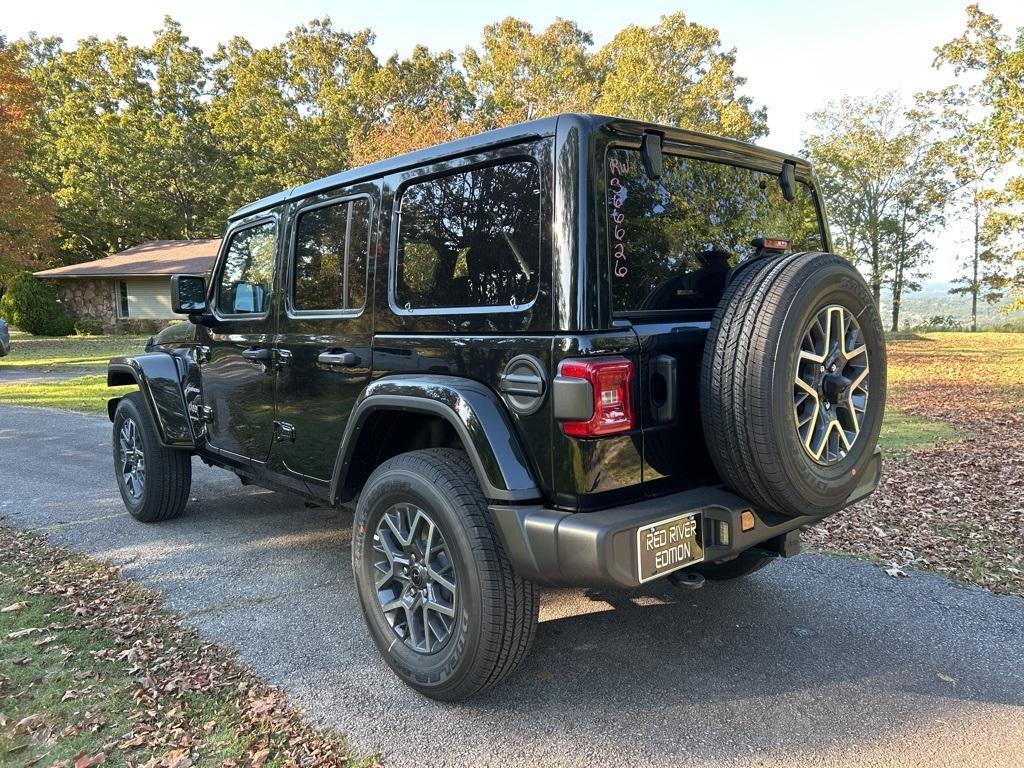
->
74, 319, 107, 336
0, 272, 75, 336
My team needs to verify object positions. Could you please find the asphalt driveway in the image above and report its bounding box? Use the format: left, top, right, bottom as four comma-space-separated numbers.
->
1, 404, 1022, 767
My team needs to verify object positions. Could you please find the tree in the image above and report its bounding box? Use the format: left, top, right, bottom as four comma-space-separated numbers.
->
935, 5, 1024, 311
15, 22, 232, 263
462, 18, 596, 126
0, 36, 54, 293
925, 85, 1005, 331
805, 94, 947, 327
595, 12, 767, 140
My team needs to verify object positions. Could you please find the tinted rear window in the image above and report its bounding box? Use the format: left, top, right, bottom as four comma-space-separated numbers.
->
606, 148, 823, 313
395, 159, 541, 311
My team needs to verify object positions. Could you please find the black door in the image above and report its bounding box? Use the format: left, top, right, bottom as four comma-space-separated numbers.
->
199, 217, 280, 462
273, 188, 377, 484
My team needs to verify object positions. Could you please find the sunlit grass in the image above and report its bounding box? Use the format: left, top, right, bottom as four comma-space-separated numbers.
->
0, 331, 148, 368
0, 374, 134, 414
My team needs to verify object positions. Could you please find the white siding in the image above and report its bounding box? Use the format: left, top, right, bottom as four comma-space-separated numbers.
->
125, 277, 175, 319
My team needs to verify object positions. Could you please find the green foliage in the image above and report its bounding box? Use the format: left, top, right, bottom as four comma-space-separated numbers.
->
3, 12, 769, 275
72, 319, 106, 336
595, 13, 767, 139
0, 272, 74, 335
804, 94, 949, 331
935, 6, 1024, 313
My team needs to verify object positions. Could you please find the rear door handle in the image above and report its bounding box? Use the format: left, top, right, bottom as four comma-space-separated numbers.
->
241, 346, 272, 362
318, 351, 358, 367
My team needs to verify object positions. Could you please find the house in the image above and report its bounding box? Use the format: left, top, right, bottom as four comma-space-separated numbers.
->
35, 240, 220, 332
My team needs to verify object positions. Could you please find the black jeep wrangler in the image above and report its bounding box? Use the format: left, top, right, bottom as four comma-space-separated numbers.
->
107, 114, 885, 701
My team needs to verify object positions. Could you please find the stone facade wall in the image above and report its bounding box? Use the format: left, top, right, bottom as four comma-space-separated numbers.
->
54, 278, 115, 325
51, 278, 170, 334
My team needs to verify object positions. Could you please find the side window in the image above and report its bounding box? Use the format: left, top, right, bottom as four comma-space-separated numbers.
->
217, 221, 277, 315
395, 159, 540, 311
293, 197, 370, 312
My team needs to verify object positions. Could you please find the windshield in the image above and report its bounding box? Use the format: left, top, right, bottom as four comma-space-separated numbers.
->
606, 148, 824, 313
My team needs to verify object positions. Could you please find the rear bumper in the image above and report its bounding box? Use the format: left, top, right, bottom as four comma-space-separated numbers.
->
490, 449, 881, 588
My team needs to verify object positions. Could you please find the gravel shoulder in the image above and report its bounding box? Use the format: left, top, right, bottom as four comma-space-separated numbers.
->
2, 405, 1023, 767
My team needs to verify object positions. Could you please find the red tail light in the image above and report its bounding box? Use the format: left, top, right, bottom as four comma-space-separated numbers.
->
559, 357, 635, 437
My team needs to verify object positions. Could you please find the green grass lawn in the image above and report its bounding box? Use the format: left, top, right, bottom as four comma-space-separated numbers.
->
0, 374, 134, 414
878, 409, 960, 454
0, 330, 149, 368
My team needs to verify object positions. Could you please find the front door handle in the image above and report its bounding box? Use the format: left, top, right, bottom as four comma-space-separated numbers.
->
241, 346, 272, 362
318, 351, 358, 367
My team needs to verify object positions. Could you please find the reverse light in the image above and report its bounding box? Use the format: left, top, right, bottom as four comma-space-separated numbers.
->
558, 357, 635, 437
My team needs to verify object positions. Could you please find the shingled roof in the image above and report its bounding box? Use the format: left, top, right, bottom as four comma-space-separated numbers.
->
35, 239, 221, 279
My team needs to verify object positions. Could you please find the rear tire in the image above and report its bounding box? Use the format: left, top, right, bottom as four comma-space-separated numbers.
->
112, 392, 192, 522
701, 253, 886, 517
352, 448, 540, 701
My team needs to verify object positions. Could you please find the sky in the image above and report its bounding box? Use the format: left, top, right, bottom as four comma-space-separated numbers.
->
4, 0, 1024, 280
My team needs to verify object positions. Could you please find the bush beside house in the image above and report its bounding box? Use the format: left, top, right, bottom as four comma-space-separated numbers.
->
0, 272, 75, 336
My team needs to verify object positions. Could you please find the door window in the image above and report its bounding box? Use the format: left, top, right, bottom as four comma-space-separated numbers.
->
217, 221, 277, 315
292, 197, 370, 312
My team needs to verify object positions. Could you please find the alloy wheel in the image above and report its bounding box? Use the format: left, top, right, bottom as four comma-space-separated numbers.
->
118, 417, 146, 500
793, 304, 871, 465
372, 502, 458, 654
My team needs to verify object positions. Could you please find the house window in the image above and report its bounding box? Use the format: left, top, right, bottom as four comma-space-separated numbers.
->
116, 281, 130, 319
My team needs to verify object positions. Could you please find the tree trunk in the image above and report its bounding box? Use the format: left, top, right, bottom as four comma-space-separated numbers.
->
890, 259, 903, 333
971, 196, 980, 332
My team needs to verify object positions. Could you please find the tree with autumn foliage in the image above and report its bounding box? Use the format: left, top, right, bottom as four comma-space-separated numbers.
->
0, 36, 54, 295
9, 12, 767, 271
934, 4, 1024, 314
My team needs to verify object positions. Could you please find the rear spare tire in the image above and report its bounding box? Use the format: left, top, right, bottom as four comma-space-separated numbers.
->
701, 253, 886, 517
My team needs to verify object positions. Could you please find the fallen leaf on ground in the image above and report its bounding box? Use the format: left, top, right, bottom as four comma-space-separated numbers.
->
7, 627, 44, 639
937, 672, 956, 684
72, 750, 106, 768
32, 635, 57, 647
884, 563, 908, 578
1, 601, 27, 612
13, 714, 46, 735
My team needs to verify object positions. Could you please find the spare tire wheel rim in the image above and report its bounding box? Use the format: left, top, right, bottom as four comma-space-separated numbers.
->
793, 304, 870, 466
372, 502, 458, 654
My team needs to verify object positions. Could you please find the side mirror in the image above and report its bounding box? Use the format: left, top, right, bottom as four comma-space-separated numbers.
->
171, 274, 208, 315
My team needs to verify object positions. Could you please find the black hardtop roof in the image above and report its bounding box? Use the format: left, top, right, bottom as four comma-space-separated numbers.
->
229, 113, 811, 221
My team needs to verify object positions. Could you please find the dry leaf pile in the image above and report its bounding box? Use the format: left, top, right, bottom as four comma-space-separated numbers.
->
0, 524, 378, 768
805, 333, 1024, 596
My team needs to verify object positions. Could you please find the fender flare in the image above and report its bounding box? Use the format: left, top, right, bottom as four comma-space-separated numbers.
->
330, 375, 541, 504
107, 353, 196, 448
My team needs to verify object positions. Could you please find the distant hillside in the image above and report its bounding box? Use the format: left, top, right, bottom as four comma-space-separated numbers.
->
878, 280, 1023, 330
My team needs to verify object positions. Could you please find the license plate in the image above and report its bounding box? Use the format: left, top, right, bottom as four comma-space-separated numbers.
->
636, 512, 704, 583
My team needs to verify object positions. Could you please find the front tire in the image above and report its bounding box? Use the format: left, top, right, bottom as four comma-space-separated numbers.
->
352, 448, 539, 701
112, 392, 192, 522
